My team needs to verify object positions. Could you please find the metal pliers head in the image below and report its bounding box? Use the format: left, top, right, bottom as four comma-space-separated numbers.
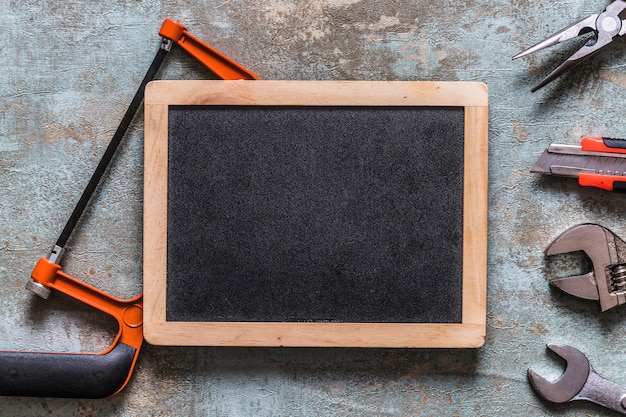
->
513, 0, 626, 91
546, 223, 626, 312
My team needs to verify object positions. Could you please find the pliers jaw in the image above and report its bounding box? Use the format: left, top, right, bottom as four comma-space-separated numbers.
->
514, 0, 626, 92
546, 223, 626, 312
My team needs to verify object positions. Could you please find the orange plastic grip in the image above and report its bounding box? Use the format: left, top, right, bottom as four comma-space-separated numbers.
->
580, 136, 626, 154
578, 173, 626, 191
30, 258, 143, 394
159, 18, 258, 80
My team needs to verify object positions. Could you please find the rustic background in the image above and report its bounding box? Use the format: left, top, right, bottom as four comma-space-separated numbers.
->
2, 0, 626, 415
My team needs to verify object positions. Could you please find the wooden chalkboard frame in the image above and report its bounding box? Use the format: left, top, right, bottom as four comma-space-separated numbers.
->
143, 80, 488, 347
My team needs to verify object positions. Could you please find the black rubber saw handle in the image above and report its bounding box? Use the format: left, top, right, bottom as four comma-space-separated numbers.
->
0, 343, 136, 398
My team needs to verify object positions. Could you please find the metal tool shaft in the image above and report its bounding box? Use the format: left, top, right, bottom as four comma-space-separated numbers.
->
51, 39, 171, 264
577, 370, 626, 415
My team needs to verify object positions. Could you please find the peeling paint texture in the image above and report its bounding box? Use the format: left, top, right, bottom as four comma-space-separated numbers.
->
2, 0, 626, 416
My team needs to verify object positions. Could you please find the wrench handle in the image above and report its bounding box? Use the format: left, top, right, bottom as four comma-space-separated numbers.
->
0, 343, 136, 398
579, 370, 626, 415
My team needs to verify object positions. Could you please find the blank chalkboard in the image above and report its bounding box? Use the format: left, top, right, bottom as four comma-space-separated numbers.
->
143, 81, 488, 347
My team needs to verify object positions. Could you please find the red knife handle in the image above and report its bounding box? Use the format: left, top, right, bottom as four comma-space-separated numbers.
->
579, 173, 626, 192
580, 136, 626, 154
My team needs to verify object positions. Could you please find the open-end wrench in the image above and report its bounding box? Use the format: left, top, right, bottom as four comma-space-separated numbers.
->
545, 223, 626, 312
529, 344, 626, 415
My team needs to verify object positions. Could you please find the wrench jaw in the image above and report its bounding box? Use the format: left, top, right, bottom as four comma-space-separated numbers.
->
528, 344, 590, 404
549, 272, 599, 301
528, 369, 577, 404
545, 223, 626, 312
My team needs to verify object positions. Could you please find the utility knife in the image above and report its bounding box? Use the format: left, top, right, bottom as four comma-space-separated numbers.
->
531, 136, 626, 191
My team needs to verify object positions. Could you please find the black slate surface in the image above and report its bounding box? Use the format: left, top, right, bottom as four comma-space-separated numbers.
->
166, 105, 464, 323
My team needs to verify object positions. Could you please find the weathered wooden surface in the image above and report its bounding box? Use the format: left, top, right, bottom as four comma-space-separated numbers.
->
1, 0, 626, 415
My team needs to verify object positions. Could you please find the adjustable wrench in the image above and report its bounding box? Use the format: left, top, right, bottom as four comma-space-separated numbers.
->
529, 344, 626, 415
0, 18, 257, 398
545, 223, 626, 312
